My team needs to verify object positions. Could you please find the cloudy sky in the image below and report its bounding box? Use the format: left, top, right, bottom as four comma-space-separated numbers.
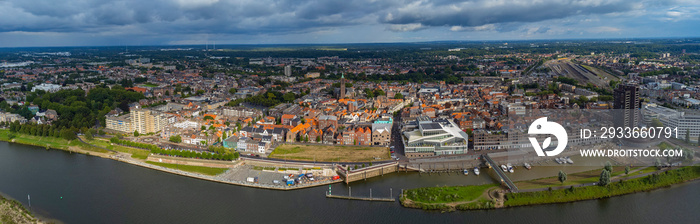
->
0, 0, 698, 47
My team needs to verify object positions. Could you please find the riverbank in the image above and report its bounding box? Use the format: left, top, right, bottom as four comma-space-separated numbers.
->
0, 194, 43, 224
400, 184, 499, 211
505, 165, 700, 207
0, 130, 342, 191
0, 129, 112, 158
400, 165, 700, 211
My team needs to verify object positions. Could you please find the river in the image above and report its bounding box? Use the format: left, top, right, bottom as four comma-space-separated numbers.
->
0, 141, 698, 223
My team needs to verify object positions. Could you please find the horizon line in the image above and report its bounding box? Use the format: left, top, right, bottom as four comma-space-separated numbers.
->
1, 36, 699, 50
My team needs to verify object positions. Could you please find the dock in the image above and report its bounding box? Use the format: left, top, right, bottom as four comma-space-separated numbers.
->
325, 194, 395, 202
325, 186, 395, 202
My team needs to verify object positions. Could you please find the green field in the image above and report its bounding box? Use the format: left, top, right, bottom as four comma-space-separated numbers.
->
0, 129, 109, 153
403, 184, 498, 204
145, 161, 228, 176
269, 144, 390, 162
87, 138, 150, 159
516, 166, 628, 190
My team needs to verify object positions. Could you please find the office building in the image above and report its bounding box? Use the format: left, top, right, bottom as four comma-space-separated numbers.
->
613, 84, 641, 128
402, 116, 468, 157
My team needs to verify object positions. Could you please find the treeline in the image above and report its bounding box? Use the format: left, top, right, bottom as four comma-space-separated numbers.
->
242, 91, 299, 107
26, 85, 144, 129
110, 137, 239, 161
327, 71, 465, 84
4, 121, 77, 140
151, 148, 238, 161
639, 67, 683, 77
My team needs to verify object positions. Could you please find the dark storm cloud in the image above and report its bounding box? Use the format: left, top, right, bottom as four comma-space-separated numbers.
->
0, 0, 392, 34
383, 0, 642, 28
0, 0, 675, 35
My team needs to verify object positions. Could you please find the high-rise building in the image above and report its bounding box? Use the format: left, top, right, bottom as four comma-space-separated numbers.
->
131, 109, 169, 134
340, 74, 346, 99
613, 84, 641, 128
284, 65, 292, 76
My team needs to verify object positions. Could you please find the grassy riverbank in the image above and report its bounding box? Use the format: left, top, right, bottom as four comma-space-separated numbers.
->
505, 166, 700, 207
516, 166, 628, 190
400, 166, 700, 211
400, 184, 498, 210
0, 129, 108, 154
0, 194, 42, 224
86, 138, 150, 159
145, 161, 229, 176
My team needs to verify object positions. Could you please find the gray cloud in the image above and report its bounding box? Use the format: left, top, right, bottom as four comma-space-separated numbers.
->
0, 0, 690, 44
383, 0, 643, 30
0, 0, 394, 34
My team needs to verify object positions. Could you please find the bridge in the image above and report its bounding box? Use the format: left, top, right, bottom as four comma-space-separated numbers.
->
481, 154, 519, 193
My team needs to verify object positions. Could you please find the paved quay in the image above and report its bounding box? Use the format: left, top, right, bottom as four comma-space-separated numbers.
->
110, 154, 342, 190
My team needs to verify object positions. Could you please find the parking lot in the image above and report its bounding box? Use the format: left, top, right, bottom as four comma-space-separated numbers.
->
219, 165, 338, 189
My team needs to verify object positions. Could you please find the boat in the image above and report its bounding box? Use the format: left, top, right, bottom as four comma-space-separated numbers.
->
555, 158, 563, 164
473, 167, 480, 176
463, 169, 469, 176
524, 163, 532, 170
566, 157, 574, 164
501, 165, 508, 172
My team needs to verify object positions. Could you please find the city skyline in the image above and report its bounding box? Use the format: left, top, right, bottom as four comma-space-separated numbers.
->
0, 0, 699, 47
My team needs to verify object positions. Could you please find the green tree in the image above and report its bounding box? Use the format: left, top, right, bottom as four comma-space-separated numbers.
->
203, 115, 214, 120
394, 92, 404, 99
604, 161, 613, 173
61, 129, 76, 140
282, 92, 296, 103
316, 136, 321, 142
599, 169, 611, 186
650, 118, 663, 127
134, 130, 140, 137
558, 170, 567, 183
169, 135, 182, 143
625, 166, 630, 175
85, 129, 95, 140
685, 129, 690, 143
229, 88, 237, 94
201, 125, 206, 130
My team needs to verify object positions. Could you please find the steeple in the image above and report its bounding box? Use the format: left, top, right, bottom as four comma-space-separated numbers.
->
340, 74, 346, 99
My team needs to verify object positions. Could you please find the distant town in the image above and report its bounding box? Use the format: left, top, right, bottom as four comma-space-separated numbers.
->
2, 40, 699, 161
